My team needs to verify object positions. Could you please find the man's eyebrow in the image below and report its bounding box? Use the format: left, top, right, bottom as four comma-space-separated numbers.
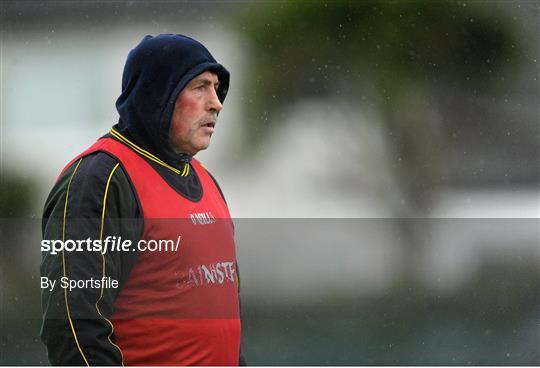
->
194, 78, 220, 87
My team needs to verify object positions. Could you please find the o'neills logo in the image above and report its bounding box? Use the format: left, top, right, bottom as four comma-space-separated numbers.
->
190, 211, 216, 225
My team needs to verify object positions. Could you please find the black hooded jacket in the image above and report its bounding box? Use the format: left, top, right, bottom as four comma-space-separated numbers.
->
115, 34, 229, 165
41, 34, 245, 366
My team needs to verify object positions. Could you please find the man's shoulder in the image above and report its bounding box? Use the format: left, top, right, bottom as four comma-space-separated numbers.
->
193, 160, 227, 204
59, 150, 123, 183
43, 150, 138, 220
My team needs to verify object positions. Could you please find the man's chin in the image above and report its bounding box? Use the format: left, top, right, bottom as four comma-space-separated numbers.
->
193, 141, 211, 154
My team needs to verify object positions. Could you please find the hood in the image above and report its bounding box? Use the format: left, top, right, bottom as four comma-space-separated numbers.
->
114, 34, 230, 165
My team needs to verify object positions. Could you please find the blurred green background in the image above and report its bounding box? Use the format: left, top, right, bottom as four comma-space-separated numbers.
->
1, 0, 539, 365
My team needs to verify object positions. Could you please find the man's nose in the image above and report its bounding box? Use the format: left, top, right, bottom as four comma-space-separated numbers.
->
208, 88, 223, 113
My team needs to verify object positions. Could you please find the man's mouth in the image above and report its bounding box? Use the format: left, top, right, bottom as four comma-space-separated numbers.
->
201, 121, 216, 134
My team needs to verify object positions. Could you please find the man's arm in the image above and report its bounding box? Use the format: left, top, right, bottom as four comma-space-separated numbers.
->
41, 153, 141, 366
206, 168, 247, 366
237, 264, 247, 366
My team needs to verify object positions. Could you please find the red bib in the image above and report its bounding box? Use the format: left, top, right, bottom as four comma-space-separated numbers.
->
78, 138, 240, 366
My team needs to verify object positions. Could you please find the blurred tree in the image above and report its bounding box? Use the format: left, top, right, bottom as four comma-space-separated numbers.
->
0, 173, 39, 333
0, 171, 36, 299
237, 0, 517, 208
0, 173, 35, 218
236, 0, 519, 281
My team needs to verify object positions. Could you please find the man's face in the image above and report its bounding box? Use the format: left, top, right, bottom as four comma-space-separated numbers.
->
169, 71, 223, 155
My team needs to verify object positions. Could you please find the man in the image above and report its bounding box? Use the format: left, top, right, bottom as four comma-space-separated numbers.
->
41, 34, 245, 366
